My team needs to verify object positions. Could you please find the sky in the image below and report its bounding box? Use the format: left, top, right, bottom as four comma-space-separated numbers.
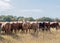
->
0, 0, 60, 19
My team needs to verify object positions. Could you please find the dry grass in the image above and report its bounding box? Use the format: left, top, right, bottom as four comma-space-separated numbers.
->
0, 28, 60, 43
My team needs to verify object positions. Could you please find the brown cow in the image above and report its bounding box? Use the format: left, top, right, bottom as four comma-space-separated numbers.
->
10, 21, 23, 33
44, 22, 50, 31
0, 22, 2, 33
30, 22, 39, 33
11, 22, 17, 33
1, 22, 11, 33
16, 22, 23, 32
22, 21, 29, 33
21, 20, 32, 33
50, 22, 60, 30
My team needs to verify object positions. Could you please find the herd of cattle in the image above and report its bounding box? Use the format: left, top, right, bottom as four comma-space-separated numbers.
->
0, 21, 60, 34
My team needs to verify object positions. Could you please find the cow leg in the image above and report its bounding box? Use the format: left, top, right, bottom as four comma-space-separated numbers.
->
0, 28, 1, 34
45, 27, 48, 31
11, 29, 13, 33
15, 30, 16, 33
21, 29, 24, 32
29, 29, 30, 33
4, 30, 6, 33
34, 29, 36, 33
38, 27, 40, 31
45, 26, 50, 32
14, 29, 17, 33
46, 29, 48, 31
21, 29, 25, 33
45, 26, 47, 31
26, 29, 28, 33
56, 26, 59, 30
17, 29, 20, 32
48, 28, 50, 31
4, 29, 8, 34
42, 28, 44, 31
45, 27, 49, 31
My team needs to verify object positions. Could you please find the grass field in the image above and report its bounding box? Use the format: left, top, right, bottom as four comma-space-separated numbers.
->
0, 28, 60, 43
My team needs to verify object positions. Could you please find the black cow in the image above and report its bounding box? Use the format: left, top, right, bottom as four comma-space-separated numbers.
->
39, 22, 45, 31
39, 22, 50, 31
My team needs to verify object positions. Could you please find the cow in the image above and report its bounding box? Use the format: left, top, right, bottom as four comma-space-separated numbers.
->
0, 22, 2, 33
10, 22, 18, 33
30, 21, 39, 33
1, 22, 12, 33
39, 22, 50, 31
22, 21, 30, 33
16, 22, 23, 32
1, 22, 23, 33
39, 22, 45, 31
44, 22, 50, 31
10, 21, 23, 33
50, 22, 60, 30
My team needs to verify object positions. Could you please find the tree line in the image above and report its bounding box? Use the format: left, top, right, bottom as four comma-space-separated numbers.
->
0, 15, 60, 22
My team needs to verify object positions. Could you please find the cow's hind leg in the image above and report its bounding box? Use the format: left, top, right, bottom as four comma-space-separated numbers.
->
11, 29, 13, 33
26, 29, 28, 34
42, 28, 44, 31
